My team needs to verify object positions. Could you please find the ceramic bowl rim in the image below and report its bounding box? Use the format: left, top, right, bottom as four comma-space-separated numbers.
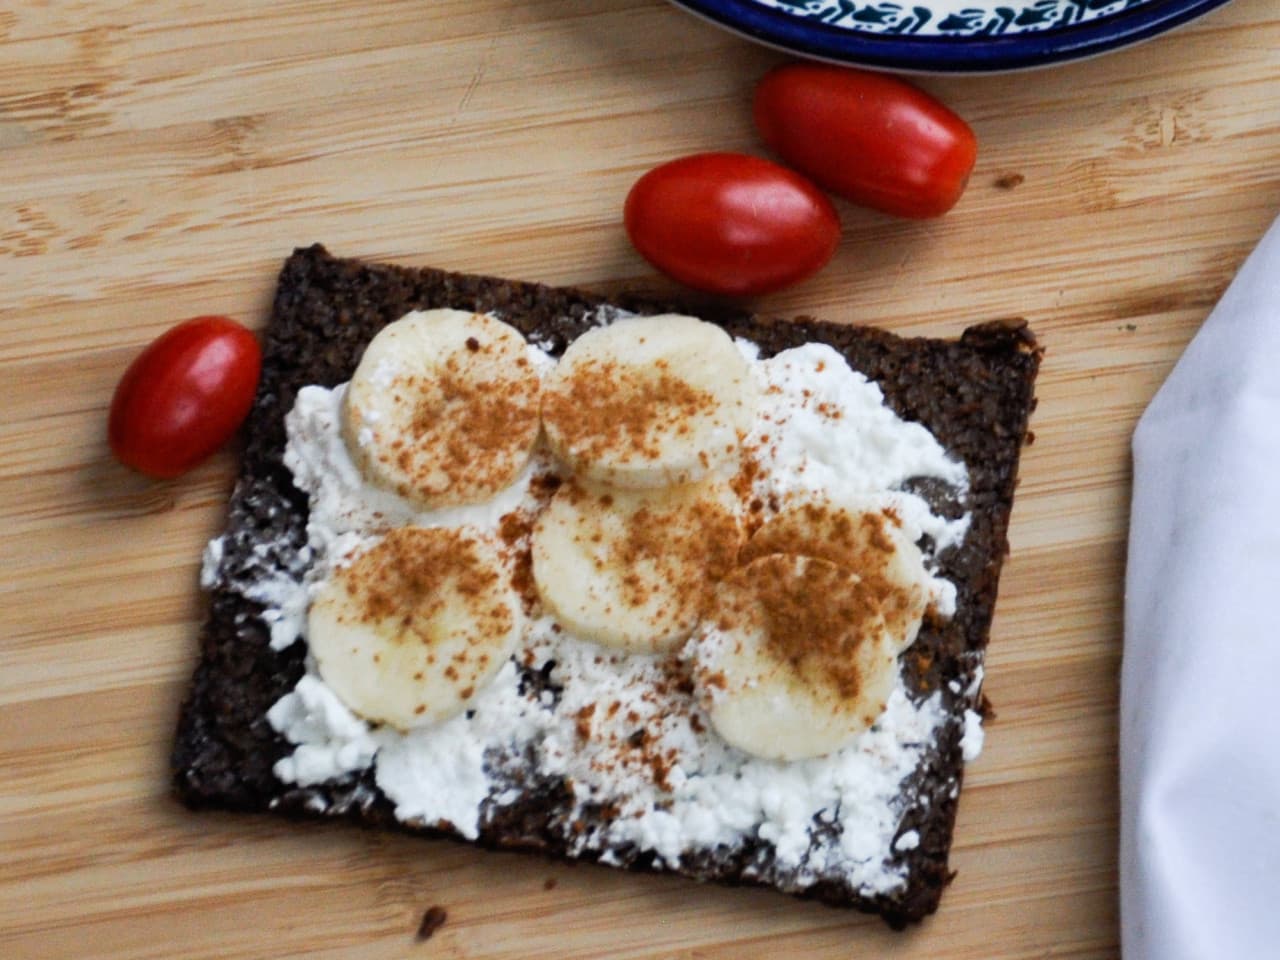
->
667, 0, 1235, 73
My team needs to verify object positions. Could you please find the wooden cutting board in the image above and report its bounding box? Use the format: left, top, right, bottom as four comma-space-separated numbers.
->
4, 1, 1278, 957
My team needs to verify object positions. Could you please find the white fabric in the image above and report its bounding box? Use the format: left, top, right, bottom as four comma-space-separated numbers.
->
1123, 216, 1280, 960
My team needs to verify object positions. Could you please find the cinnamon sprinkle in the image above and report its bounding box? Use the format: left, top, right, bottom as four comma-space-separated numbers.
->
740, 502, 923, 643
542, 357, 717, 470
549, 480, 744, 643
331, 527, 513, 706
716, 555, 889, 702
346, 317, 541, 508
498, 511, 538, 611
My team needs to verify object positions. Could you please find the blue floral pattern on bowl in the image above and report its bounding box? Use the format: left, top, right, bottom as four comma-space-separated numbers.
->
669, 0, 1233, 71
753, 0, 1155, 38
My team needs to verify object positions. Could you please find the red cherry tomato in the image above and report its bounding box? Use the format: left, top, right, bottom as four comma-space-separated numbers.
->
624, 152, 840, 296
753, 64, 977, 219
108, 316, 261, 479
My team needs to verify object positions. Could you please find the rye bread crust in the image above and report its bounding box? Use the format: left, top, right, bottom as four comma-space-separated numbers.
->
173, 244, 1039, 928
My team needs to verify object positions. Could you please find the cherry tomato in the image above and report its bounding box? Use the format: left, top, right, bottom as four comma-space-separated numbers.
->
108, 316, 261, 479
624, 152, 840, 296
753, 64, 977, 219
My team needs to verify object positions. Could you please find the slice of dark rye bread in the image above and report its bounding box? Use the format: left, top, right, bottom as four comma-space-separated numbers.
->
173, 243, 1040, 928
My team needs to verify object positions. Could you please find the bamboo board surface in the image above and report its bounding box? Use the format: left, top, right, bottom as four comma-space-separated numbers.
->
3, 1, 1279, 957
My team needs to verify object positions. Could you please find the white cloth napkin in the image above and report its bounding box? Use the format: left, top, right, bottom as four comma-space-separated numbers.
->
1123, 215, 1280, 960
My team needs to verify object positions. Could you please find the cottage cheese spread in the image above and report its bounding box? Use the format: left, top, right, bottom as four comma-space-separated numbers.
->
206, 327, 977, 897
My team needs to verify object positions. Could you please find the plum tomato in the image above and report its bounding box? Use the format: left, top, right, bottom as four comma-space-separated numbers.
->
753, 64, 977, 219
108, 316, 261, 479
624, 152, 840, 297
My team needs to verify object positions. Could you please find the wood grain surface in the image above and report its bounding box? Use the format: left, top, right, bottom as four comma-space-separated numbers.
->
3, 1, 1279, 957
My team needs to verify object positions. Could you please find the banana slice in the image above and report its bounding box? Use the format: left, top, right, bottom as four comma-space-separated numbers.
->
541, 314, 756, 489
307, 526, 523, 730
531, 478, 743, 653
342, 309, 541, 509
742, 499, 929, 652
693, 554, 901, 761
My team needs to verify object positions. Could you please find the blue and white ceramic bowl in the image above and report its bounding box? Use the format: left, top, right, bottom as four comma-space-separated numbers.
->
669, 0, 1233, 72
